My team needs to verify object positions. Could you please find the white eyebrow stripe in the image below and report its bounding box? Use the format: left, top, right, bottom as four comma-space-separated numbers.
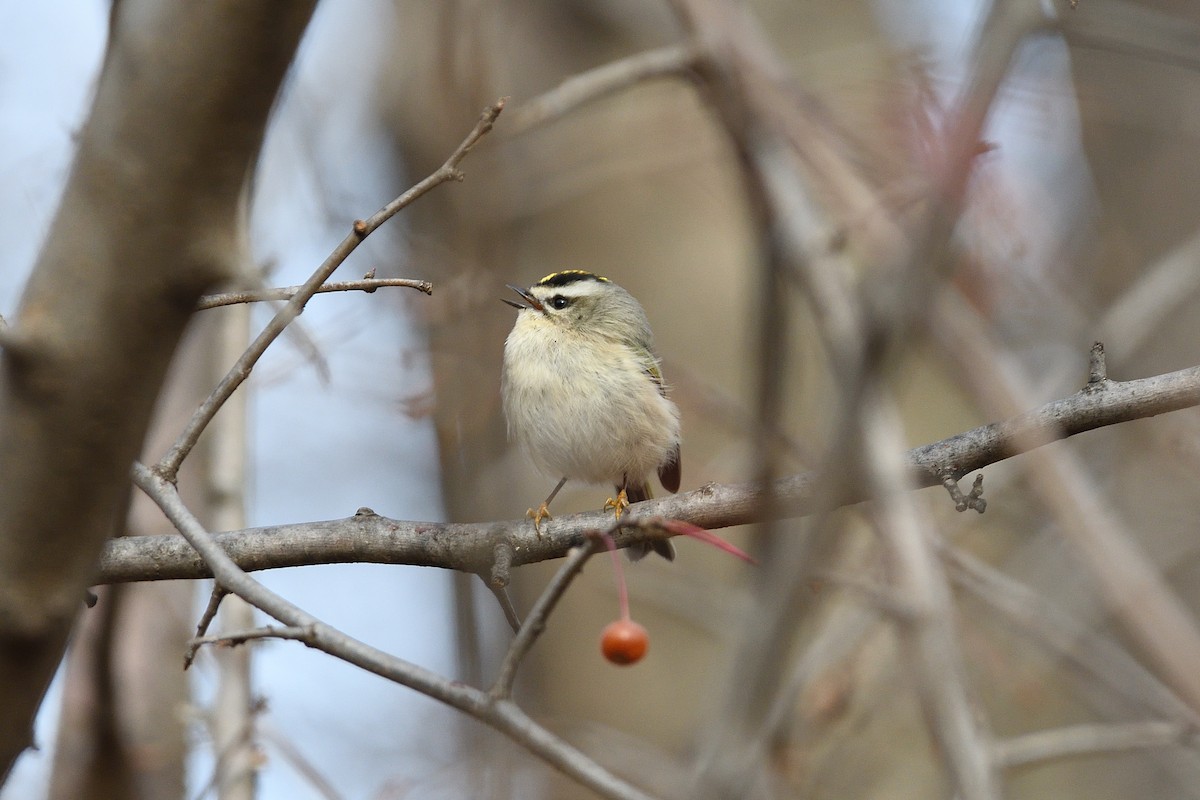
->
531, 282, 604, 300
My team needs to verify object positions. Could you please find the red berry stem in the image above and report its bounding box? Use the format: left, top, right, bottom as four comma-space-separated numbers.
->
599, 531, 631, 622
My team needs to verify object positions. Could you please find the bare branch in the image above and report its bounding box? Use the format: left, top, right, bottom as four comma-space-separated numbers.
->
130, 463, 657, 800
0, 2, 316, 779
491, 539, 602, 700
863, 398, 1000, 800
994, 721, 1195, 769
191, 625, 314, 651
155, 98, 506, 481
196, 278, 433, 310
936, 290, 1200, 716
183, 585, 230, 669
99, 358, 1200, 583
507, 44, 698, 134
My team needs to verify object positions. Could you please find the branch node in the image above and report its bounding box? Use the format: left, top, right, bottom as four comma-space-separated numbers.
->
941, 470, 987, 514
491, 541, 513, 589
1086, 341, 1109, 390
184, 584, 230, 669
352, 219, 368, 237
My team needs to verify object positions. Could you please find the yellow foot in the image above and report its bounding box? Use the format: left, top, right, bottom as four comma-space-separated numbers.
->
526, 502, 552, 536
603, 489, 630, 522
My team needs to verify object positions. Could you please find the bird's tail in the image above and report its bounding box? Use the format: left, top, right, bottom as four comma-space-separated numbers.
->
621, 482, 675, 561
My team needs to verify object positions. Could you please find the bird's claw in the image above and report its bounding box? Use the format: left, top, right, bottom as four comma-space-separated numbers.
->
526, 503, 552, 536
603, 489, 630, 522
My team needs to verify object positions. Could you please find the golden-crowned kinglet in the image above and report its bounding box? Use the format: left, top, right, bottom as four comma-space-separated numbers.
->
501, 270, 681, 561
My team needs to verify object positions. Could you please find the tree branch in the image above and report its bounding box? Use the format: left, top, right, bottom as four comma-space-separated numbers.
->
98, 358, 1200, 583
507, 43, 698, 134
864, 398, 1000, 800
993, 721, 1195, 769
196, 277, 433, 310
491, 538, 602, 700
0, 1, 316, 780
155, 98, 506, 480
936, 293, 1200, 716
130, 463, 657, 800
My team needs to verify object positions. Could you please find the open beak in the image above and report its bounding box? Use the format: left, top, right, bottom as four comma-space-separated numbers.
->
502, 284, 544, 312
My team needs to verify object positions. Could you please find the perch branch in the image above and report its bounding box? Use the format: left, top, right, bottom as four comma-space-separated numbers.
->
936, 293, 1200, 716
100, 358, 1200, 583
130, 462, 656, 800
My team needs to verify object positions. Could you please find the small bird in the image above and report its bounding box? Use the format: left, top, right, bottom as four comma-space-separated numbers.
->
501, 270, 681, 560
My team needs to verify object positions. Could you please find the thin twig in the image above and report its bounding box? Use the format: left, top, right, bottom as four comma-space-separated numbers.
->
155, 98, 505, 480
196, 585, 228, 639
507, 44, 698, 134
491, 539, 602, 700
483, 580, 522, 634
184, 585, 230, 669
1087, 341, 1108, 387
191, 625, 314, 651
940, 472, 987, 513
130, 462, 656, 800
993, 721, 1195, 769
197, 278, 433, 310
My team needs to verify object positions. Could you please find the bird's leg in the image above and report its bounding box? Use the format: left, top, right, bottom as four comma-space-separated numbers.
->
603, 477, 631, 522
527, 476, 567, 536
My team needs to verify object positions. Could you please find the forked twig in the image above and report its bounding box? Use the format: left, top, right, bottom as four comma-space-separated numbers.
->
131, 462, 654, 800
156, 99, 506, 480
491, 538, 602, 699
197, 278, 433, 310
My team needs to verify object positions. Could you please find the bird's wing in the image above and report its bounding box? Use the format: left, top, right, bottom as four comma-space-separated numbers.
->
635, 344, 668, 397
658, 442, 681, 494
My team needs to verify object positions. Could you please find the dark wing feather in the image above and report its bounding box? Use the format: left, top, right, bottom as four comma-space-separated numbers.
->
658, 442, 681, 494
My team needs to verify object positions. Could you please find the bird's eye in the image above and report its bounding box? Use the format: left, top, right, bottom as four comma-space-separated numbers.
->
549, 295, 570, 310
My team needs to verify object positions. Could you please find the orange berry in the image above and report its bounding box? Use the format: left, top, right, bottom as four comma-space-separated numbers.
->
601, 619, 648, 665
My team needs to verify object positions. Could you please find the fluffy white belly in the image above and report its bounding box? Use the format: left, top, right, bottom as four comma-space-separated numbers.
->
503, 333, 679, 485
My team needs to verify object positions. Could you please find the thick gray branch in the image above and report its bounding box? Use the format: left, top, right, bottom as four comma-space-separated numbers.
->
0, 1, 315, 780
97, 361, 1200, 583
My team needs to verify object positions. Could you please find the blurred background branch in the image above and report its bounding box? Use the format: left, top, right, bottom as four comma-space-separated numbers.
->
8, 0, 1200, 798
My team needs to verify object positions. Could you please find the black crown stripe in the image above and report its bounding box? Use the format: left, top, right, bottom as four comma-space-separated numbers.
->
534, 270, 611, 288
